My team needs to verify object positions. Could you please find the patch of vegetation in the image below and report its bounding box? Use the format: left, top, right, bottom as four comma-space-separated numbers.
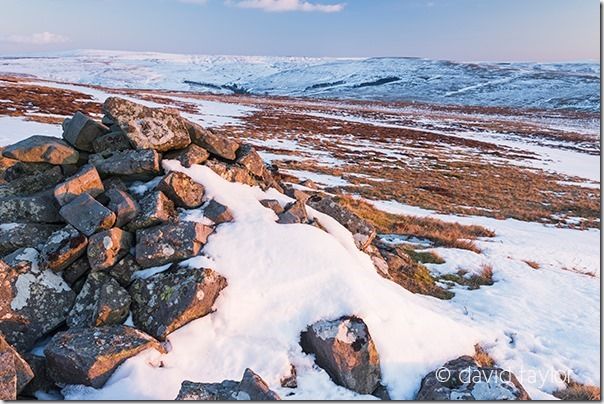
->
473, 344, 496, 367
439, 265, 494, 290
523, 260, 541, 269
553, 375, 601, 401
404, 248, 445, 265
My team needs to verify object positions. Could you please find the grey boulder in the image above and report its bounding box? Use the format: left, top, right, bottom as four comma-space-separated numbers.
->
53, 164, 104, 206
1, 135, 79, 165
0, 192, 62, 223
87, 228, 132, 272
59, 193, 116, 236
126, 190, 177, 231
91, 131, 132, 153
62, 111, 109, 152
164, 143, 209, 168
39, 225, 88, 272
176, 368, 280, 400
157, 171, 204, 209
89, 149, 161, 179
0, 223, 62, 256
186, 120, 239, 160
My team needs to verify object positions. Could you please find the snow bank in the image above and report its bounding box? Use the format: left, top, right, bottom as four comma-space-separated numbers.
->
62, 162, 482, 400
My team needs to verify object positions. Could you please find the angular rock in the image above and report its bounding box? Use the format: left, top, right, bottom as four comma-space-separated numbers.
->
103, 97, 190, 152
157, 171, 204, 209
0, 351, 16, 400
164, 143, 209, 168
53, 164, 104, 206
61, 256, 90, 286
130, 266, 226, 339
0, 192, 62, 223
89, 149, 161, 180
0, 166, 64, 198
0, 223, 62, 256
283, 186, 310, 204
91, 131, 131, 153
280, 365, 297, 388
0, 334, 34, 395
300, 316, 381, 394
21, 354, 57, 398
0, 248, 75, 353
62, 111, 109, 152
105, 254, 140, 287
44, 325, 163, 388
126, 191, 176, 231
185, 120, 239, 160
105, 188, 139, 227
3, 161, 55, 182
203, 199, 233, 224
1, 136, 79, 165
260, 199, 284, 215
59, 193, 116, 236
176, 368, 280, 401
135, 222, 213, 268
307, 195, 376, 250
67, 272, 131, 328
87, 228, 132, 272
236, 144, 268, 178
416, 356, 530, 400
205, 159, 256, 187
277, 201, 308, 224
39, 225, 88, 272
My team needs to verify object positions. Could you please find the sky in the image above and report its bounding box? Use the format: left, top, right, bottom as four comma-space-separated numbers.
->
0, 0, 599, 61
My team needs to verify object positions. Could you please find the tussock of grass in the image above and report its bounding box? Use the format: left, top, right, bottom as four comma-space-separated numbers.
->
553, 375, 601, 401
338, 196, 494, 253
473, 344, 496, 367
404, 248, 445, 265
440, 264, 494, 290
523, 260, 541, 269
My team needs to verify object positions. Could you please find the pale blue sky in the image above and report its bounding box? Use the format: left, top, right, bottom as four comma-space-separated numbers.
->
0, 0, 599, 61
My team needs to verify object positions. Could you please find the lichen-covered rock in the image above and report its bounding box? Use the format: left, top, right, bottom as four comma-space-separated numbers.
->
176, 368, 280, 401
91, 131, 132, 153
3, 161, 54, 182
44, 325, 164, 388
39, 225, 88, 272
157, 171, 204, 209
205, 159, 257, 187
104, 254, 140, 287
67, 272, 131, 328
307, 194, 376, 250
0, 248, 75, 353
164, 144, 209, 168
283, 186, 310, 204
277, 201, 308, 224
0, 223, 62, 256
126, 191, 177, 231
203, 199, 233, 224
105, 188, 139, 227
87, 228, 132, 272
1, 135, 79, 165
0, 334, 34, 397
89, 149, 161, 179
185, 120, 239, 160
236, 144, 268, 178
59, 193, 116, 236
0, 351, 16, 400
103, 97, 191, 152
416, 356, 530, 400
260, 199, 284, 215
0, 192, 63, 223
53, 164, 104, 206
135, 222, 213, 267
300, 316, 381, 394
0, 166, 64, 198
129, 266, 226, 339
62, 111, 109, 152
21, 354, 57, 398
61, 256, 90, 286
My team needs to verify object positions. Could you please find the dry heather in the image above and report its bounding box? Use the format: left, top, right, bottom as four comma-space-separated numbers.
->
337, 196, 494, 253
554, 376, 601, 401
473, 344, 496, 367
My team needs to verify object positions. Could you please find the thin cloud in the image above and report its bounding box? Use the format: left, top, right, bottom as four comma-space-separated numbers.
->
231, 0, 345, 13
1, 32, 69, 45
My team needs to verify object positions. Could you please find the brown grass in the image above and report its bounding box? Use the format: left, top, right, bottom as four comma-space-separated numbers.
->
440, 264, 494, 290
337, 196, 494, 253
553, 376, 601, 401
523, 260, 541, 269
473, 344, 496, 367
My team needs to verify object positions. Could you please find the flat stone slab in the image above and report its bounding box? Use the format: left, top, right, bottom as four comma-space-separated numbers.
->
0, 166, 64, 198
59, 193, 116, 236
0, 223, 62, 256
129, 266, 226, 339
89, 149, 161, 179
2, 135, 79, 165
53, 164, 104, 206
103, 97, 191, 152
0, 192, 63, 224
135, 222, 213, 267
44, 325, 163, 388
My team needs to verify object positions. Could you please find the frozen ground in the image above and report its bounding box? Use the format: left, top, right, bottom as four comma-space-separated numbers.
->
0, 49, 599, 111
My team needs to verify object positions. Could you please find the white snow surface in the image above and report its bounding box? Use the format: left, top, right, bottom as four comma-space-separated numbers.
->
62, 161, 482, 400
0, 116, 62, 145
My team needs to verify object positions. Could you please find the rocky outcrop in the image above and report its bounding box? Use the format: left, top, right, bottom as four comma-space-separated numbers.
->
62, 111, 109, 153
129, 266, 227, 340
157, 171, 204, 209
277, 200, 308, 224
103, 97, 191, 152
0, 249, 75, 353
1, 135, 79, 165
135, 222, 213, 267
176, 368, 280, 400
44, 325, 164, 388
300, 316, 381, 394
260, 199, 284, 215
53, 164, 104, 206
416, 356, 530, 400
67, 272, 131, 328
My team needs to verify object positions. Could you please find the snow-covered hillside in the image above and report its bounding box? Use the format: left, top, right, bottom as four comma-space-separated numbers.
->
0, 49, 599, 112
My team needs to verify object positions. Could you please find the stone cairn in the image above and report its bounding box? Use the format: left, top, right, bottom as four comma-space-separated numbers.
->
0, 98, 529, 400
